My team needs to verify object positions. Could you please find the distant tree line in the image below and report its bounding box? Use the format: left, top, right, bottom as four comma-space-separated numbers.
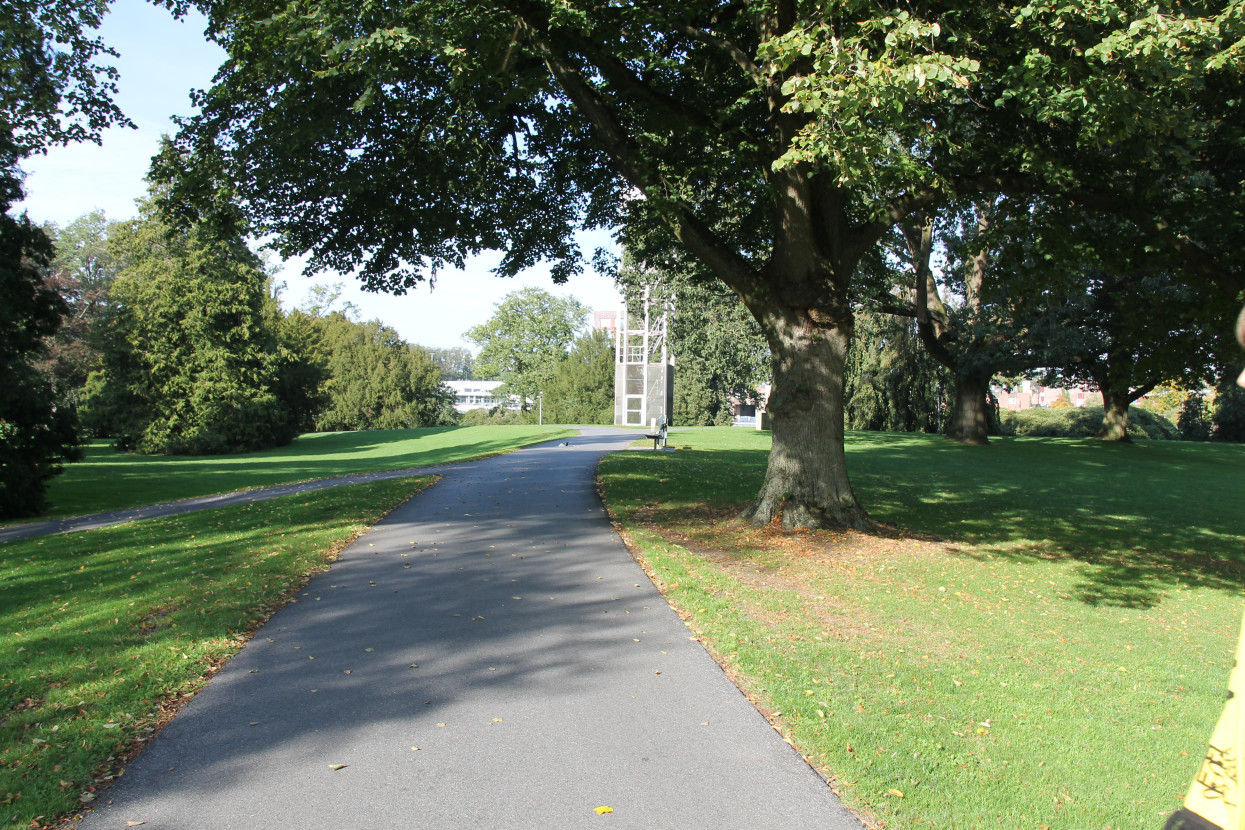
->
0, 204, 460, 517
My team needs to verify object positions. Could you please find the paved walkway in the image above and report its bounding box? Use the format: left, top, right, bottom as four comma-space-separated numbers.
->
72, 428, 862, 830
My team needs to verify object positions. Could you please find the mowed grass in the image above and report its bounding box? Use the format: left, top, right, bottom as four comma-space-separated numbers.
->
25, 425, 574, 521
600, 428, 1245, 829
0, 477, 433, 828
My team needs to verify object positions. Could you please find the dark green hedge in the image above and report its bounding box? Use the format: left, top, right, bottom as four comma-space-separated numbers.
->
999, 406, 1179, 440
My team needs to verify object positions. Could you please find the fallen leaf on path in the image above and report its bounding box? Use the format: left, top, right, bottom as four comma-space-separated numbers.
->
594, 806, 614, 815
329, 764, 348, 771
126, 822, 145, 827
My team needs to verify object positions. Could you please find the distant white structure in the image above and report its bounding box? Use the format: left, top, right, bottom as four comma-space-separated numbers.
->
444, 380, 520, 413
613, 289, 674, 427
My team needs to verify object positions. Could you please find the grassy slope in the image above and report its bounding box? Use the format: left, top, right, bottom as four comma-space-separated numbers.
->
600, 428, 1245, 829
28, 426, 574, 520
0, 477, 433, 827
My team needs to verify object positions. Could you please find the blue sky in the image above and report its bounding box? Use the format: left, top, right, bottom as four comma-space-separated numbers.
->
17, 0, 621, 350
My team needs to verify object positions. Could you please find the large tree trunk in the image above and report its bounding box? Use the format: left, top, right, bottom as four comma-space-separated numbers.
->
945, 369, 994, 445
1098, 390, 1132, 442
740, 310, 872, 531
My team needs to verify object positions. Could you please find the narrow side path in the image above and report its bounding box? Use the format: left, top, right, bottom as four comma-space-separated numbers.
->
0, 464, 473, 544
73, 428, 863, 830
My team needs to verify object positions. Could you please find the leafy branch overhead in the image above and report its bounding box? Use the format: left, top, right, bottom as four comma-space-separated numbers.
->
159, 0, 1243, 528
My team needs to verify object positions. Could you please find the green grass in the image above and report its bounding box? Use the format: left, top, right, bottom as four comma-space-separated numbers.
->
0, 476, 433, 828
600, 428, 1245, 829
24, 426, 574, 521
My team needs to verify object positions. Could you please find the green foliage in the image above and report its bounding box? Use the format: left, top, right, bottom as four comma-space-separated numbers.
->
1138, 385, 1184, 422
618, 259, 769, 427
542, 329, 614, 425
81, 202, 309, 454
1179, 393, 1213, 441
1213, 376, 1245, 442
845, 310, 951, 432
999, 406, 1178, 440
1001, 205, 1231, 426
34, 210, 120, 408
672, 354, 731, 427
426, 346, 475, 380
0, 138, 82, 518
465, 287, 589, 410
158, 0, 1244, 526
456, 407, 537, 426
0, 0, 130, 156
310, 314, 454, 431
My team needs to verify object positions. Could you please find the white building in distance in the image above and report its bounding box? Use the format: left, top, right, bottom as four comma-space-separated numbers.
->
444, 380, 521, 413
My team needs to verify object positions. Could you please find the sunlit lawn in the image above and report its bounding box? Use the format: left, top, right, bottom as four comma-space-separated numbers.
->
601, 428, 1245, 829
21, 425, 574, 521
0, 477, 432, 828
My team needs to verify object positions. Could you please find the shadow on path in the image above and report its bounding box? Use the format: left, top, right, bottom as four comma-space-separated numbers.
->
72, 429, 862, 830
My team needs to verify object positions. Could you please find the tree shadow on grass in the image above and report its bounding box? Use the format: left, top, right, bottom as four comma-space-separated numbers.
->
851, 435, 1245, 608
636, 433, 1245, 609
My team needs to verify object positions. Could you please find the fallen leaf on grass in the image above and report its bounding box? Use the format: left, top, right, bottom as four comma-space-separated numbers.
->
594, 806, 614, 815
888, 789, 904, 798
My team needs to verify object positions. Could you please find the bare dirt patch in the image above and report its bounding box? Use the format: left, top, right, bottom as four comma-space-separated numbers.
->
626, 502, 956, 645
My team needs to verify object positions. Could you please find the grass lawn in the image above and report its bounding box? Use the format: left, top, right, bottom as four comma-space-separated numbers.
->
600, 428, 1245, 829
22, 425, 574, 521
0, 477, 433, 828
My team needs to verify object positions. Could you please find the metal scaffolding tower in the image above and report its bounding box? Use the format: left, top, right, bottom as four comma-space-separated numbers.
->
614, 288, 674, 427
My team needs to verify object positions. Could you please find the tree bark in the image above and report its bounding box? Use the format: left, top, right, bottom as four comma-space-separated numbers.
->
740, 308, 872, 530
945, 369, 994, 445
1098, 389, 1132, 442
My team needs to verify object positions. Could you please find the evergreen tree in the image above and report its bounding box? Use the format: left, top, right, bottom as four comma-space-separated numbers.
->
1212, 370, 1245, 443
543, 329, 614, 425
845, 311, 951, 433
312, 315, 454, 431
0, 137, 81, 517
82, 201, 309, 454
1178, 393, 1212, 442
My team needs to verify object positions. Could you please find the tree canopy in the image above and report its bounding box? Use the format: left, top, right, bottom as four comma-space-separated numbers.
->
543, 329, 615, 425
82, 200, 314, 454
160, 0, 1245, 527
0, 138, 81, 517
0, 0, 129, 156
465, 287, 589, 411
309, 313, 454, 431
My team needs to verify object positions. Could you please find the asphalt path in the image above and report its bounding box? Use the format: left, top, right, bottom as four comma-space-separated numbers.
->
73, 427, 863, 830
